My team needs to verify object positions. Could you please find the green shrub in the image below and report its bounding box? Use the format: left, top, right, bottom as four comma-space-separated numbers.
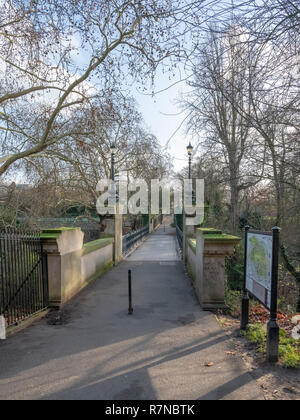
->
241, 323, 266, 353
225, 286, 241, 316
226, 245, 244, 290
278, 344, 300, 368
241, 323, 300, 368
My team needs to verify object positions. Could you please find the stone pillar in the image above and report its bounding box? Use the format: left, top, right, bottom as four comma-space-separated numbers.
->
41, 228, 84, 308
100, 205, 123, 264
150, 219, 154, 233
183, 214, 196, 263
195, 228, 240, 310
100, 217, 115, 236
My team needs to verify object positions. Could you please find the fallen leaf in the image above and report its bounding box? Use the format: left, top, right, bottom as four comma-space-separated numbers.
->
225, 351, 237, 355
205, 362, 214, 367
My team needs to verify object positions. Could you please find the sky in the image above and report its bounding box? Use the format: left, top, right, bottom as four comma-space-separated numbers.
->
133, 69, 194, 174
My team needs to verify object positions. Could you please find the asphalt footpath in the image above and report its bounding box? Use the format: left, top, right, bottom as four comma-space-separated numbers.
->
0, 226, 264, 400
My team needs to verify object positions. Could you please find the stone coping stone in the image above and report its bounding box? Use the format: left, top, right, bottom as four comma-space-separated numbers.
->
196, 228, 240, 242
199, 227, 222, 235
188, 231, 240, 253
204, 233, 240, 242
40, 227, 82, 239
82, 237, 114, 256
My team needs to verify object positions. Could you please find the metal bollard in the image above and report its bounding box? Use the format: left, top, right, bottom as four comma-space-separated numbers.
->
128, 270, 133, 315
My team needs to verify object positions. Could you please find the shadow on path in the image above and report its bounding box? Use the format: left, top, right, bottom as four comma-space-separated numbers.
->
0, 226, 264, 400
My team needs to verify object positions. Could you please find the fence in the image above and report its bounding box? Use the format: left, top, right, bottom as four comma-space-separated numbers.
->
176, 225, 183, 250
0, 229, 48, 327
174, 214, 183, 232
122, 225, 149, 255
17, 217, 102, 244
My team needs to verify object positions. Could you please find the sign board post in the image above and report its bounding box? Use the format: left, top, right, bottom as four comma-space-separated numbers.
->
241, 226, 250, 330
241, 226, 280, 363
266, 227, 280, 363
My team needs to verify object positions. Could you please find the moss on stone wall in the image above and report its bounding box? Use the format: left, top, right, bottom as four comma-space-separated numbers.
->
204, 233, 240, 241
82, 238, 114, 255
199, 228, 222, 235
187, 237, 196, 254
40, 227, 81, 239
187, 230, 240, 254
86, 261, 114, 285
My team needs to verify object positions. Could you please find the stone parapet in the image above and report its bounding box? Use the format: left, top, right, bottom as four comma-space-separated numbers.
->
41, 228, 113, 308
194, 228, 240, 310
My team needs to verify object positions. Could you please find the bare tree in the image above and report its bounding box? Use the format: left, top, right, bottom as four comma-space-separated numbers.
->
0, 0, 204, 176
182, 27, 264, 232
191, 7, 300, 306
20, 91, 170, 222
1, 0, 274, 177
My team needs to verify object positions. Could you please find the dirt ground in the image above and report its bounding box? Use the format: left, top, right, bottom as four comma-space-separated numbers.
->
217, 316, 300, 400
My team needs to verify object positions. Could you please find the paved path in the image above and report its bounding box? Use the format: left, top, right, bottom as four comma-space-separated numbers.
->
127, 226, 180, 261
0, 226, 263, 400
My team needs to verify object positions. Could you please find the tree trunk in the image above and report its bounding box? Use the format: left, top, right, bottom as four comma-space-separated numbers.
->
280, 244, 300, 312
230, 180, 239, 233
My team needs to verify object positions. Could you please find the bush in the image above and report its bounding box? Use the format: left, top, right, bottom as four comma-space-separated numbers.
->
226, 245, 244, 290
242, 323, 300, 368
225, 286, 241, 317
279, 344, 300, 368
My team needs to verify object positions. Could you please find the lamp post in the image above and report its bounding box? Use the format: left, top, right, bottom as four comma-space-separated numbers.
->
110, 142, 116, 181
186, 142, 193, 179
110, 142, 119, 204
182, 142, 194, 264
187, 142, 194, 205
109, 142, 122, 264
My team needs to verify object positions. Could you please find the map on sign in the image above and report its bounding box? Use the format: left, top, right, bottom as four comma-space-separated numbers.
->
246, 232, 273, 309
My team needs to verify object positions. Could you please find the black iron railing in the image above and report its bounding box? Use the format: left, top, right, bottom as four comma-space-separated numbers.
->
0, 229, 48, 327
122, 225, 149, 255
176, 225, 183, 250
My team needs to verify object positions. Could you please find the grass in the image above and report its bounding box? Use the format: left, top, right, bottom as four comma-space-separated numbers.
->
241, 323, 267, 353
241, 323, 300, 368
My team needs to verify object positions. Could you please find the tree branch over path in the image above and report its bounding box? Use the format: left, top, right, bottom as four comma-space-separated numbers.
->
0, 2, 155, 176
